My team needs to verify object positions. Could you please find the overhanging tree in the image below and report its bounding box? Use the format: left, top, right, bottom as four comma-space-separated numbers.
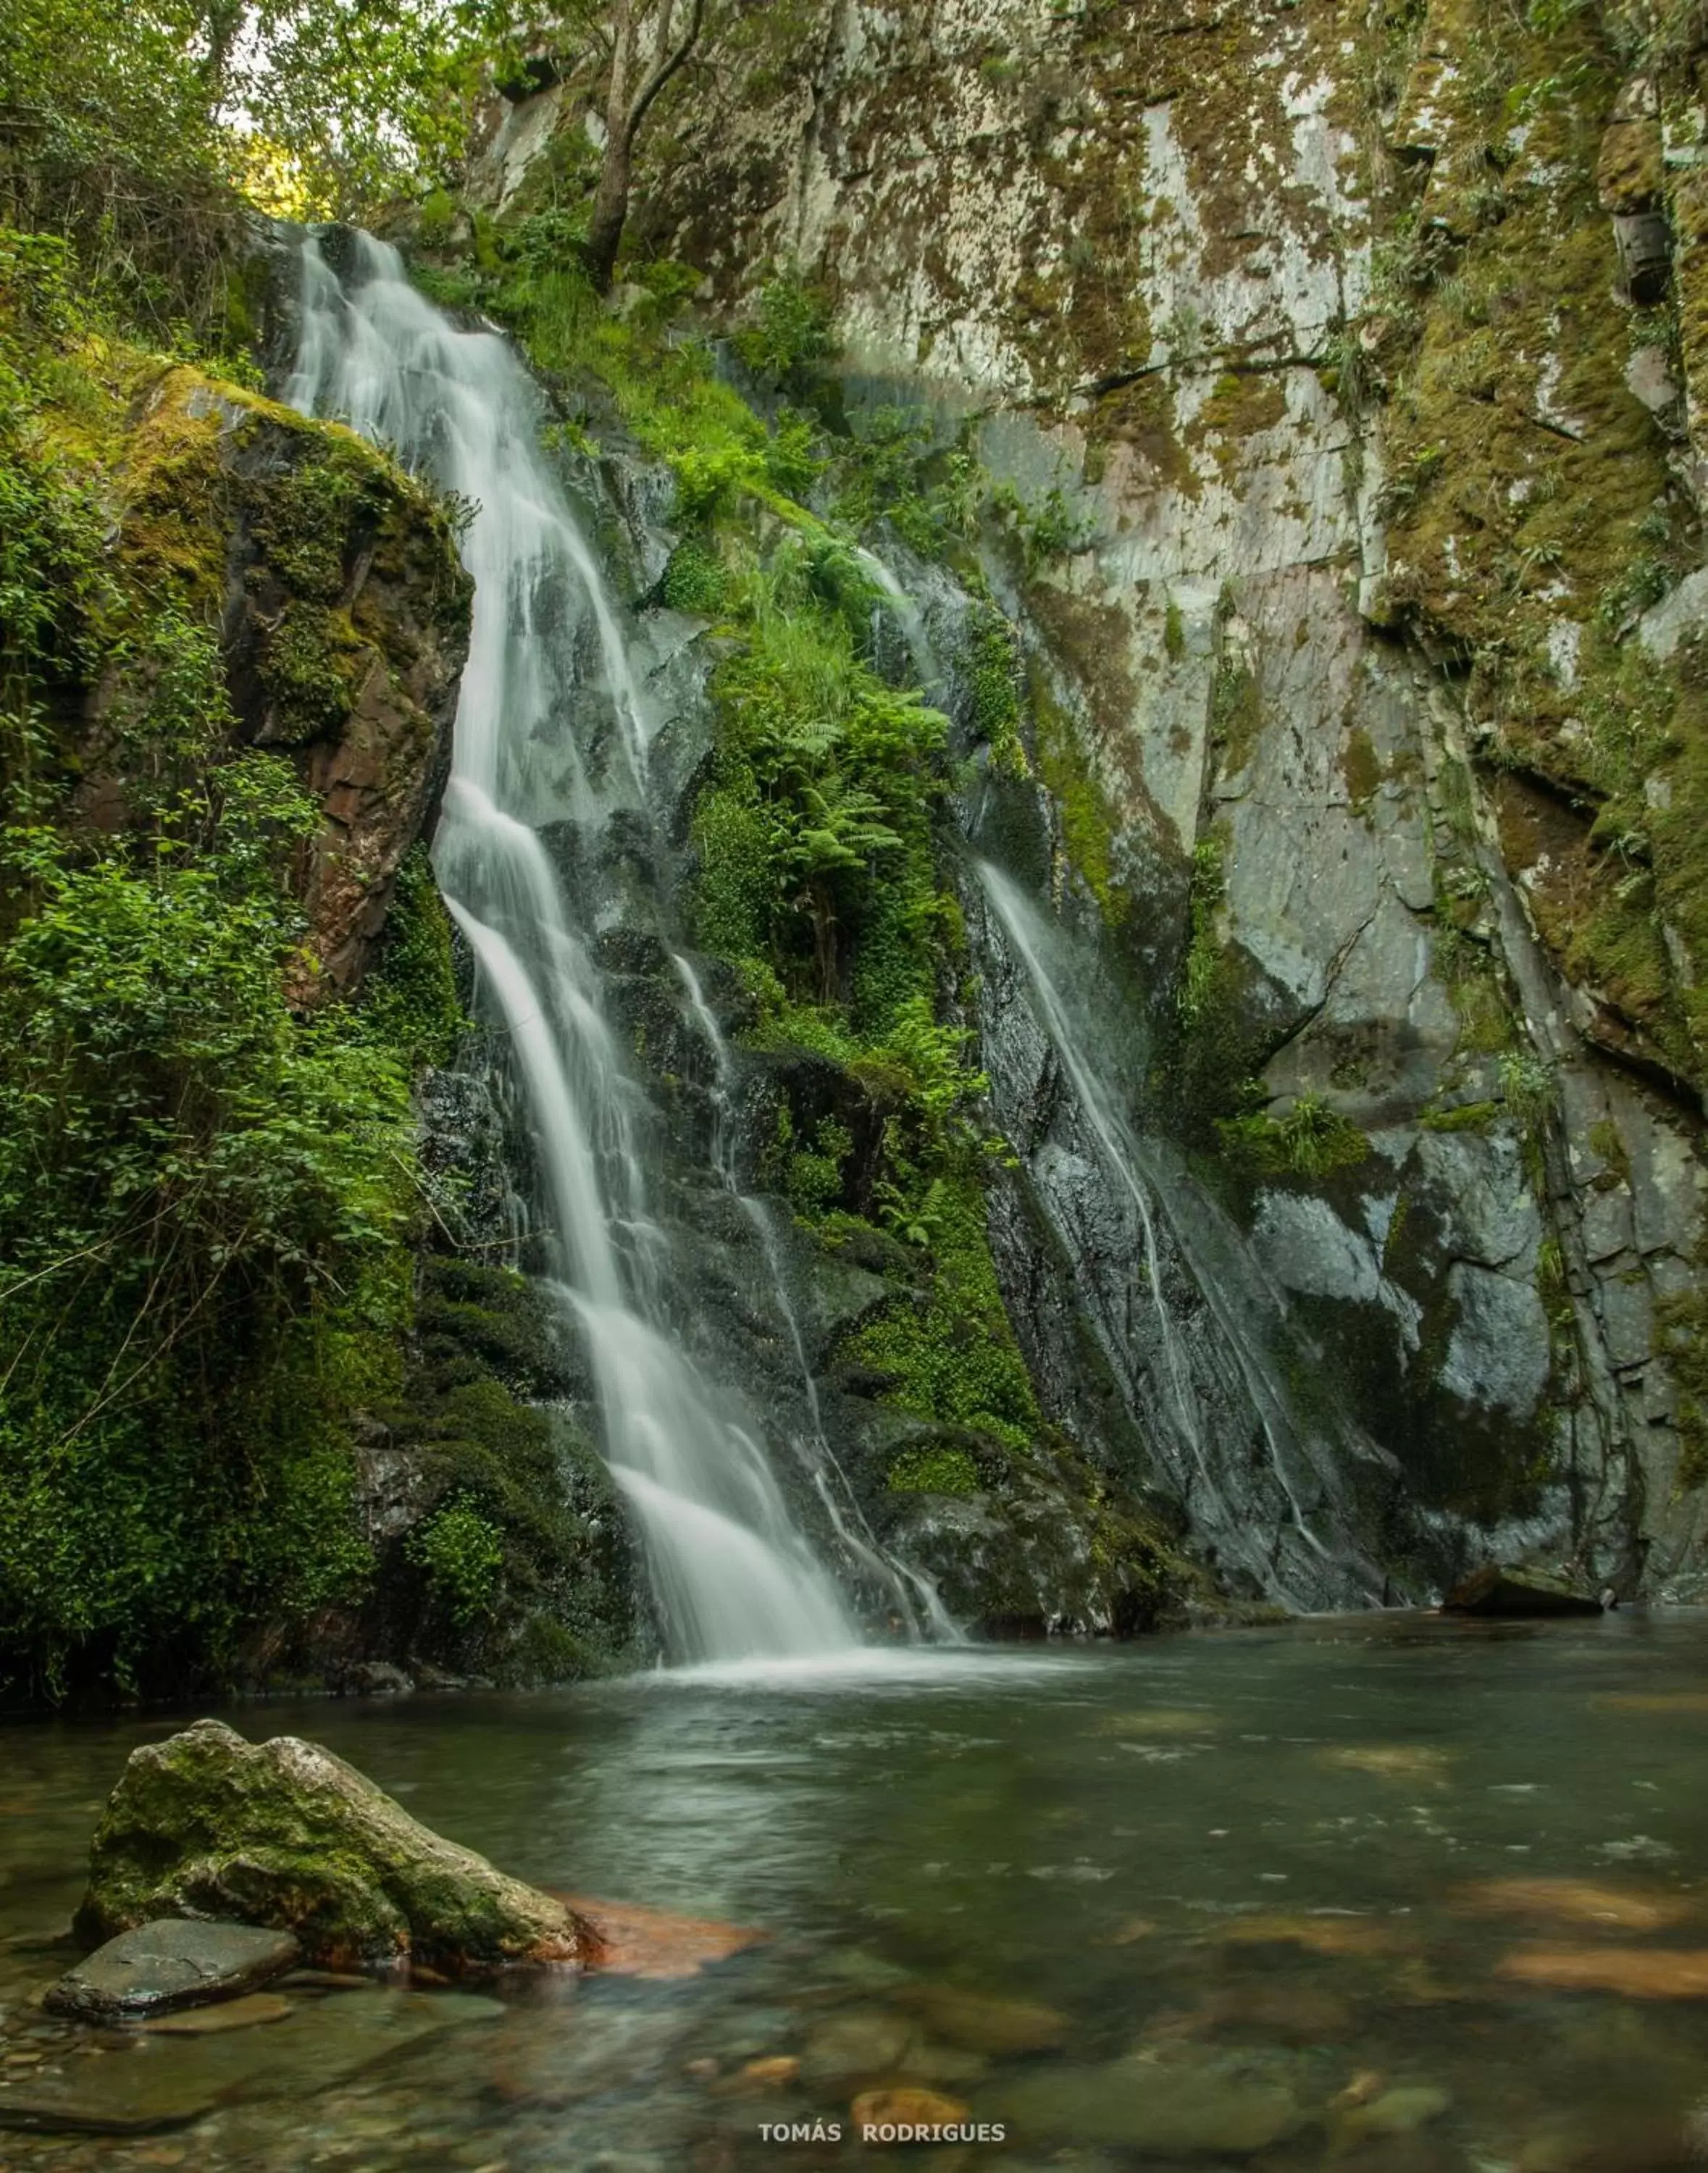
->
582, 0, 704, 290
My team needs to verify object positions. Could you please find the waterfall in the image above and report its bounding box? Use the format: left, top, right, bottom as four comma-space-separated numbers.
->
853, 546, 946, 702
671, 954, 963, 1643
974, 862, 1388, 1611
287, 231, 855, 1662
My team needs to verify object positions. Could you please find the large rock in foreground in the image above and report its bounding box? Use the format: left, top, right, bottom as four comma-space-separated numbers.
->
75, 1719, 589, 1977
1441, 1565, 1604, 1618
44, 1919, 299, 2022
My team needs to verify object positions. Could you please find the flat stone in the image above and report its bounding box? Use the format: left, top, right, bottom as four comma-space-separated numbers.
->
1318, 1744, 1457, 1783
850, 2085, 971, 2136
1441, 1565, 1602, 1617
1638, 565, 1708, 661
1452, 1877, 1693, 1932
1341, 2084, 1452, 2137
141, 1991, 293, 2035
43, 1921, 299, 2023
0, 2061, 223, 2135
0, 1988, 493, 2135
562, 1893, 765, 1981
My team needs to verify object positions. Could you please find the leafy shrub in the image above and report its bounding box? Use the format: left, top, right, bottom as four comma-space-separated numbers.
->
732, 267, 839, 393
1217, 1092, 1370, 1178
409, 1497, 507, 1625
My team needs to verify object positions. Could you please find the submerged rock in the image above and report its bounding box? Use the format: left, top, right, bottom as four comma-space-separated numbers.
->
891, 1983, 1069, 2055
1453, 1876, 1694, 1931
0, 1986, 498, 2136
994, 2051, 1305, 2154
800, 2010, 916, 2085
1496, 1946, 1708, 1997
850, 2085, 972, 2134
1441, 1565, 1604, 1617
74, 1717, 590, 1977
44, 1919, 300, 2022
559, 1893, 766, 1980
141, 1990, 294, 2035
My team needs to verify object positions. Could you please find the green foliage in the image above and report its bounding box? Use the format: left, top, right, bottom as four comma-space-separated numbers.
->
1419, 1099, 1499, 1133
887, 1444, 981, 1496
0, 282, 471, 1704
0, 774, 413, 1695
784, 1115, 853, 1218
407, 1496, 506, 1625
1218, 1093, 1370, 1178
1656, 1283, 1708, 1491
659, 536, 729, 616
1498, 1049, 1556, 1131
388, 1256, 636, 1675
359, 845, 465, 1073
731, 266, 839, 394
1157, 829, 1261, 1144
962, 603, 1028, 774
693, 542, 949, 1005
842, 1168, 1039, 1452
824, 406, 987, 560
990, 480, 1094, 571
1031, 669, 1119, 913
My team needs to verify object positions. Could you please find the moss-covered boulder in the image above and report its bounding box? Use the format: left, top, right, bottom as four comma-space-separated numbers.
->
74, 1719, 590, 1977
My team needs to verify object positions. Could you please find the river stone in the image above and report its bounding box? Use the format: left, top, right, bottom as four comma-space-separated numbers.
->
800, 2010, 917, 2085
73, 1717, 590, 1976
994, 2056, 1305, 2154
0, 1987, 497, 2135
1341, 2084, 1452, 2136
892, 1984, 1069, 2055
43, 1919, 300, 2022
1441, 1565, 1602, 1617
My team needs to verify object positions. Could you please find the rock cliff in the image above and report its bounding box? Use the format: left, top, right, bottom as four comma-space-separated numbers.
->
460, 0, 1708, 1606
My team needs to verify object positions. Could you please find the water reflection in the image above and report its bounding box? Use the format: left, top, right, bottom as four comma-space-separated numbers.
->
2, 1614, 1707, 2169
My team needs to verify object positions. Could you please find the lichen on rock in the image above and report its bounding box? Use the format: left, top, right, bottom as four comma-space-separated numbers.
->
75, 1719, 590, 1977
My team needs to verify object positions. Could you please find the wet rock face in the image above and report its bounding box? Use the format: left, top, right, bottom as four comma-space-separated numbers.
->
605, 0, 1708, 1599
461, 3, 1708, 1606
75, 1719, 590, 1977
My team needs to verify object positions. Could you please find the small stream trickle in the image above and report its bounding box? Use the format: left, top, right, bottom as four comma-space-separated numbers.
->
973, 861, 1390, 1611
287, 232, 854, 1663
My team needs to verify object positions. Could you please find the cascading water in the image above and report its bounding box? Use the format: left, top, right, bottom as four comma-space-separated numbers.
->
286, 231, 855, 1662
974, 862, 1389, 1611
671, 954, 962, 1643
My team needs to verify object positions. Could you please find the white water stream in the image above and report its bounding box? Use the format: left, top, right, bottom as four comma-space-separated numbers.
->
976, 862, 1383, 1607
287, 232, 855, 1661
671, 954, 962, 1643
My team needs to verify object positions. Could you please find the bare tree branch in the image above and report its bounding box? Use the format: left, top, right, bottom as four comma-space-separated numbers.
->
622, 0, 703, 151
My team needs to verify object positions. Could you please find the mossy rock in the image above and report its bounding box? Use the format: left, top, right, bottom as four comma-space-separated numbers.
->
75, 1718, 590, 1976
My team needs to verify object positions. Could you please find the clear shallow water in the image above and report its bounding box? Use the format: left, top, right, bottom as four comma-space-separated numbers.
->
3, 1614, 1708, 2169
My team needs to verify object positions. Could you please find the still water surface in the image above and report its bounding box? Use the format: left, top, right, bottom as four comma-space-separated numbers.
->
3, 1612, 1707, 2171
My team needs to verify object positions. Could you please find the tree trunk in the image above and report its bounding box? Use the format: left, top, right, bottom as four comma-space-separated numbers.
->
583, 136, 632, 294
809, 884, 839, 1002
579, 0, 703, 295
